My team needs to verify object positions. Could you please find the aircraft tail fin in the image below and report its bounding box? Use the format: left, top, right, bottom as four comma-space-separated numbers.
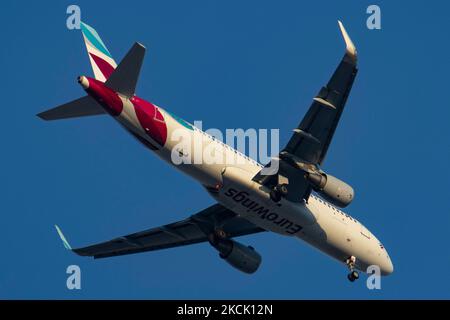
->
105, 42, 146, 98
80, 22, 117, 82
37, 95, 105, 121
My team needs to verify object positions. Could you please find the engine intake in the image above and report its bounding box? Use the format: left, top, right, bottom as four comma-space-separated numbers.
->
306, 173, 354, 208
211, 238, 261, 274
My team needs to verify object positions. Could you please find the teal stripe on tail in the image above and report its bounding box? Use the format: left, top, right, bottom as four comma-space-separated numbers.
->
80, 21, 117, 82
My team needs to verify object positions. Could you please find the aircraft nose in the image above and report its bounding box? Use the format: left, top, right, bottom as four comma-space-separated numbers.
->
380, 254, 394, 276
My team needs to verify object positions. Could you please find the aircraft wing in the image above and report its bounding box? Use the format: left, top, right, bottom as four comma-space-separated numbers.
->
56, 204, 264, 259
284, 22, 358, 165
253, 21, 358, 203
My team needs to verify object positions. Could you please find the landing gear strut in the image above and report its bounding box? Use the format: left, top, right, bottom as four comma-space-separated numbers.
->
269, 184, 289, 202
269, 189, 281, 202
346, 256, 359, 282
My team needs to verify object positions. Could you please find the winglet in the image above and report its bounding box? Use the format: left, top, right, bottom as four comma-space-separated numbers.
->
338, 21, 357, 63
55, 225, 72, 250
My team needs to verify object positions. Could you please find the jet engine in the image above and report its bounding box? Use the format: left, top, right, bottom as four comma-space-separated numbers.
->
211, 238, 261, 274
305, 172, 354, 208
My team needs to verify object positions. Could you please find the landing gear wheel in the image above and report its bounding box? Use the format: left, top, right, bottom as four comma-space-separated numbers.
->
347, 270, 359, 282
270, 189, 281, 202
276, 184, 289, 197
215, 229, 227, 239
345, 256, 358, 282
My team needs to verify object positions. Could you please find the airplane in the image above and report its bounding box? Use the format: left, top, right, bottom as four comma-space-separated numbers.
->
39, 20, 393, 282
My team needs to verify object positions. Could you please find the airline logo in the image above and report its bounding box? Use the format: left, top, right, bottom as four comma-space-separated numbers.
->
224, 187, 303, 235
80, 76, 168, 147
80, 22, 117, 82
130, 96, 168, 146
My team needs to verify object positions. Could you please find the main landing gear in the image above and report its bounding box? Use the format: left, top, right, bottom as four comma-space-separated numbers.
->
346, 256, 359, 282
347, 270, 359, 282
269, 184, 288, 202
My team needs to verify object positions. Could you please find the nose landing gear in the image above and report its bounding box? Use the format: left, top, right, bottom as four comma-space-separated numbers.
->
347, 270, 359, 282
346, 256, 359, 282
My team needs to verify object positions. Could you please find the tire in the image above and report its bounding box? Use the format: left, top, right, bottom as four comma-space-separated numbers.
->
215, 229, 227, 239
347, 271, 359, 282
277, 184, 289, 196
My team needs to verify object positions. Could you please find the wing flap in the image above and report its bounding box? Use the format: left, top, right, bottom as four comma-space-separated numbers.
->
73, 219, 204, 258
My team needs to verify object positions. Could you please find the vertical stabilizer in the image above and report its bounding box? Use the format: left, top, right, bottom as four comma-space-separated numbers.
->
80, 22, 117, 82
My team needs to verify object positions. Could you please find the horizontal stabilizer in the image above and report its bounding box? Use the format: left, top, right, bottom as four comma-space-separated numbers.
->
37, 96, 105, 121
105, 42, 146, 97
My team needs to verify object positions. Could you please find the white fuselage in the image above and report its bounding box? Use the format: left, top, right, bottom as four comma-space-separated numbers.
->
116, 97, 393, 275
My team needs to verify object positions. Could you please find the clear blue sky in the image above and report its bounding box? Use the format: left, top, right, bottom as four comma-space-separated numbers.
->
1, 0, 449, 299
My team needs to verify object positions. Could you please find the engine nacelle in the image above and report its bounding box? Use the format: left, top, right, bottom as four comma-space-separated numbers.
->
212, 239, 261, 274
306, 173, 354, 208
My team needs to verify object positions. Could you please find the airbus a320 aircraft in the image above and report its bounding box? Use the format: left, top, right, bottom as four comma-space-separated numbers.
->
39, 21, 393, 282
